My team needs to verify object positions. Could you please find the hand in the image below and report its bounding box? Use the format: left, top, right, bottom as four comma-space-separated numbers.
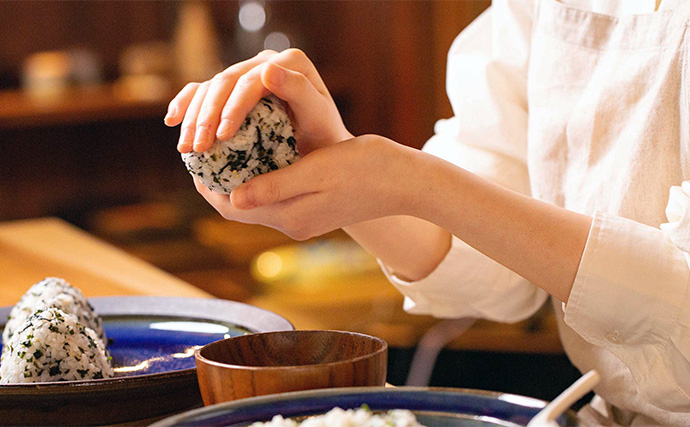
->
164, 49, 352, 155
192, 135, 421, 240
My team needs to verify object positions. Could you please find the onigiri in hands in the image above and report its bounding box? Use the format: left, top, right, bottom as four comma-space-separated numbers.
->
182, 95, 299, 194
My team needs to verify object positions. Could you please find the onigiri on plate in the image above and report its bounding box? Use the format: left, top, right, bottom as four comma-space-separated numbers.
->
182, 95, 299, 194
2, 277, 107, 347
0, 307, 113, 383
0, 277, 112, 384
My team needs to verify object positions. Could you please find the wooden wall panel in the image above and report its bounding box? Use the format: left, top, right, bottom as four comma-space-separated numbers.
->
0, 1, 175, 85
431, 1, 492, 121
0, 0, 491, 221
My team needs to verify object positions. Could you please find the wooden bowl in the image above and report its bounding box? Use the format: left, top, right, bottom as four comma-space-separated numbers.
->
195, 330, 388, 405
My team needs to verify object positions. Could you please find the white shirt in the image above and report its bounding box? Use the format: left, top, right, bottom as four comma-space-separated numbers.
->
382, 0, 690, 424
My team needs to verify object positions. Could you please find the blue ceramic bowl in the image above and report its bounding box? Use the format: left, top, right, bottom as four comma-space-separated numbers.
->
152, 387, 578, 426
0, 296, 293, 426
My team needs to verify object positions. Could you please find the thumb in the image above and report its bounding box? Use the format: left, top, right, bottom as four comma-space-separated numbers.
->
230, 160, 314, 209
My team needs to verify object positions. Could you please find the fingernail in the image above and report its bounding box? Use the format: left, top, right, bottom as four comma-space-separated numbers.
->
164, 106, 177, 125
194, 126, 211, 150
217, 119, 232, 140
232, 186, 255, 209
180, 128, 193, 148
266, 63, 285, 86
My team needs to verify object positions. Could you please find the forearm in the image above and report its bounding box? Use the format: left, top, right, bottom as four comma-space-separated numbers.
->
343, 217, 451, 282
224, 134, 588, 302
407, 151, 592, 303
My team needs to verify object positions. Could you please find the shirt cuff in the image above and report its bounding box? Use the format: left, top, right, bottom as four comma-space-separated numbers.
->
565, 211, 688, 350
380, 236, 547, 322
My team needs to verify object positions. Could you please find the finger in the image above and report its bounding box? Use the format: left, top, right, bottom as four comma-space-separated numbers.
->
217, 49, 330, 141
261, 62, 325, 120
270, 49, 330, 98
217, 64, 271, 141
194, 178, 271, 225
195, 51, 280, 150
193, 177, 228, 203
193, 73, 235, 151
230, 159, 320, 209
193, 178, 235, 214
165, 82, 200, 126
178, 82, 210, 153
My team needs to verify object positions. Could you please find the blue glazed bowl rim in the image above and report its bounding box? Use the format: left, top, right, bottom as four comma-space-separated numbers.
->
152, 386, 579, 427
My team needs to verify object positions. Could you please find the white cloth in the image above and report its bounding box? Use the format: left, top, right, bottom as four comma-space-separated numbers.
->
381, 0, 690, 424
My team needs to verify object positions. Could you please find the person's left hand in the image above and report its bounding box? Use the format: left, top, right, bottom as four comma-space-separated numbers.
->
193, 134, 422, 240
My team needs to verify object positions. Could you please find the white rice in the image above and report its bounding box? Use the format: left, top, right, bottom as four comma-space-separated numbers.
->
2, 277, 107, 347
249, 406, 426, 427
182, 95, 299, 194
0, 307, 113, 383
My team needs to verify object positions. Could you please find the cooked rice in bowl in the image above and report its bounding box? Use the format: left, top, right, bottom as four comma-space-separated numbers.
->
249, 406, 426, 427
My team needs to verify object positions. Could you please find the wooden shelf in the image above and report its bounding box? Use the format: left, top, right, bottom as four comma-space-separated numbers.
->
0, 85, 171, 129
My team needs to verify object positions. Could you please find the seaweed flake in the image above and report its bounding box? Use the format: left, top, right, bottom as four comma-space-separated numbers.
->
49, 365, 61, 376
218, 151, 249, 175
287, 136, 297, 150
260, 98, 273, 111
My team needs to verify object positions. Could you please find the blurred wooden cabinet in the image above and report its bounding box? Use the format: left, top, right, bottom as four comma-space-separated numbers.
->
0, 1, 489, 222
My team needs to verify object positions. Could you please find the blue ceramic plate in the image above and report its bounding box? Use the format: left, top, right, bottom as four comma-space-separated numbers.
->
0, 296, 293, 426
152, 387, 578, 427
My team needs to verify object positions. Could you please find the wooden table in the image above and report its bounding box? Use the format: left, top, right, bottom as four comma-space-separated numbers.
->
0, 217, 564, 356
0, 217, 211, 305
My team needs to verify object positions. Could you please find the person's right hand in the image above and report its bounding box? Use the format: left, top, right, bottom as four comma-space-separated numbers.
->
164, 49, 353, 156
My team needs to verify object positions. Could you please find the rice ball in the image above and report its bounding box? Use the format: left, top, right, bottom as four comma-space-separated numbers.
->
3, 277, 107, 347
182, 95, 299, 194
0, 307, 113, 383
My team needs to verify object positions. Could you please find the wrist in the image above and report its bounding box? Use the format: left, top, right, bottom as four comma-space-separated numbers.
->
391, 146, 455, 221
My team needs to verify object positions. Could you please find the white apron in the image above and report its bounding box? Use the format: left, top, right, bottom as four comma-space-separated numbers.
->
383, 0, 690, 424
529, 0, 690, 424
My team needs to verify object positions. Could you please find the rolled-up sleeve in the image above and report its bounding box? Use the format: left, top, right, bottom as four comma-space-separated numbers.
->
564, 182, 690, 411
381, 0, 549, 323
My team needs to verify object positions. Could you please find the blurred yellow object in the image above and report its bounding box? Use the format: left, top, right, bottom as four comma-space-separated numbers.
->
193, 217, 294, 264
22, 51, 71, 101
113, 74, 172, 102
255, 251, 283, 279
22, 49, 103, 103
251, 239, 381, 289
